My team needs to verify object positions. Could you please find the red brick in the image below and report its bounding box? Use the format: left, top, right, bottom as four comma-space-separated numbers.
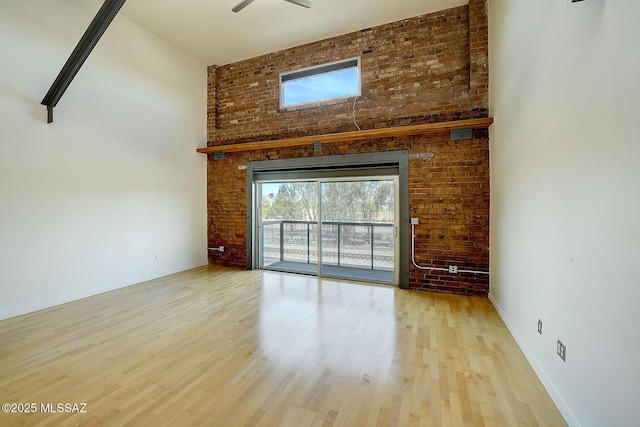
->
206, 2, 489, 296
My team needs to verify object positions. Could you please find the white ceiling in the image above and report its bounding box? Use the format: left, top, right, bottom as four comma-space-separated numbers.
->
116, 0, 468, 66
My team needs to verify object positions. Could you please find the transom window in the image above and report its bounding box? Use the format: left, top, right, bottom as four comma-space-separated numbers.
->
280, 58, 361, 108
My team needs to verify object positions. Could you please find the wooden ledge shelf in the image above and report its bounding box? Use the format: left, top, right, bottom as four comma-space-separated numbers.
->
196, 117, 493, 154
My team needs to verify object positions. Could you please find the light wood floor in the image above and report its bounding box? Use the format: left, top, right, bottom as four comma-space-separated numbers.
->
0, 267, 566, 426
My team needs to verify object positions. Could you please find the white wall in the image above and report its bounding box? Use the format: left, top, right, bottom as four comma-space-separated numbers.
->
488, 0, 640, 426
0, 0, 207, 320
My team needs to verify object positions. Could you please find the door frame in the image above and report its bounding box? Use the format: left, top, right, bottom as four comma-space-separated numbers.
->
246, 151, 410, 289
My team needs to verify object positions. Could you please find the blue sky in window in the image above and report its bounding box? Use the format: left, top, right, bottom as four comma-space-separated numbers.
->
261, 183, 281, 198
283, 68, 358, 106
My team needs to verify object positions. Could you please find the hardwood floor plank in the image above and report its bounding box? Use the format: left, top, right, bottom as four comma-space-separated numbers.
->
0, 267, 565, 426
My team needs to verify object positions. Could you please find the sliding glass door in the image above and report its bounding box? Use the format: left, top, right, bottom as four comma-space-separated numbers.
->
257, 177, 398, 284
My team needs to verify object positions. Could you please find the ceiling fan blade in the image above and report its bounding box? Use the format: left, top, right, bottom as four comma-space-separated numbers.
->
283, 0, 313, 8
232, 0, 256, 13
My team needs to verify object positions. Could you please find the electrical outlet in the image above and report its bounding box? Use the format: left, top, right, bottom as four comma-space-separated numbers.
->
448, 265, 458, 273
538, 319, 543, 335
155, 253, 160, 260
557, 340, 566, 361
411, 218, 419, 225
219, 246, 225, 252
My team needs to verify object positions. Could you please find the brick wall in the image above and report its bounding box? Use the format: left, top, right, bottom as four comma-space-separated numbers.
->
408, 131, 489, 295
206, 0, 490, 296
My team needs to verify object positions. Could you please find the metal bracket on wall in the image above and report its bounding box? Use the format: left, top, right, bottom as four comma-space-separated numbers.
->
450, 128, 473, 141
40, 0, 127, 123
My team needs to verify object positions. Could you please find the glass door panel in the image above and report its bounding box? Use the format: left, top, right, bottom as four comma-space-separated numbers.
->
258, 181, 318, 274
320, 180, 395, 283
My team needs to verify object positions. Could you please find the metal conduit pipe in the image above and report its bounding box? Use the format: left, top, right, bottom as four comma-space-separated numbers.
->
411, 224, 489, 275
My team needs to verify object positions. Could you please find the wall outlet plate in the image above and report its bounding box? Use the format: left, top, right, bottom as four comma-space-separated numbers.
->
411, 218, 419, 225
448, 265, 458, 274
557, 340, 566, 361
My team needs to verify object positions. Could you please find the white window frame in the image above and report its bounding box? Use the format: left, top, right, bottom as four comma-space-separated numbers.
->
279, 57, 361, 109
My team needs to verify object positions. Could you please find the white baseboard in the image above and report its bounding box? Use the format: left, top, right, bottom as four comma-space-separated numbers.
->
488, 292, 580, 427
0, 263, 208, 321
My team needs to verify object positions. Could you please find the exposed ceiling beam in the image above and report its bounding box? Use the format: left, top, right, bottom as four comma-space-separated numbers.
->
41, 0, 127, 123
